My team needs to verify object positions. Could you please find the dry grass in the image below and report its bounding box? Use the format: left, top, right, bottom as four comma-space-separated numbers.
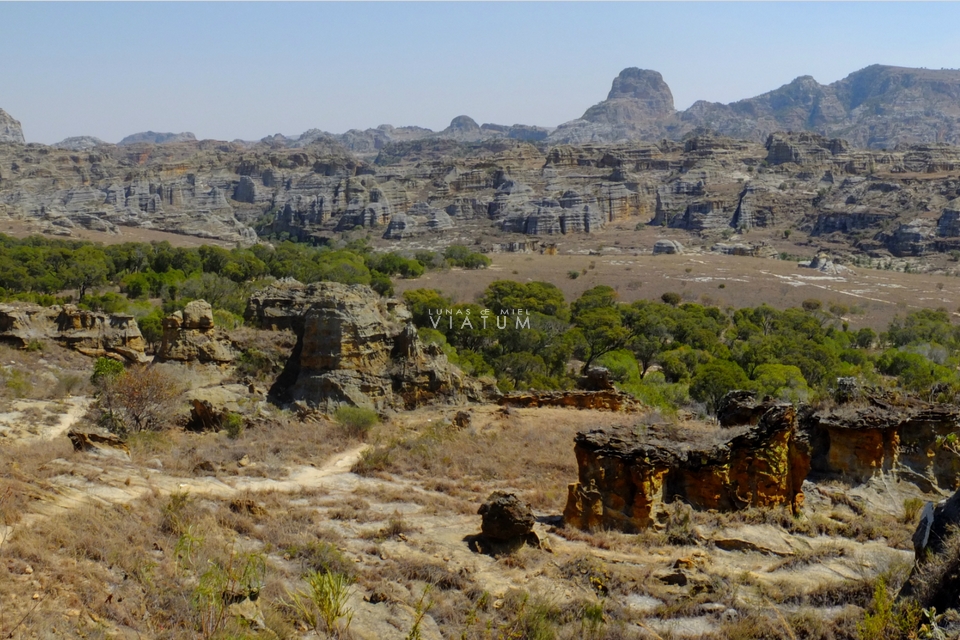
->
355, 407, 616, 512
126, 410, 346, 478
0, 343, 93, 401
393, 249, 960, 331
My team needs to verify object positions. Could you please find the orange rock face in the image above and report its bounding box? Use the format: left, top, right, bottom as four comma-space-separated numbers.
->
563, 404, 809, 533
807, 393, 960, 490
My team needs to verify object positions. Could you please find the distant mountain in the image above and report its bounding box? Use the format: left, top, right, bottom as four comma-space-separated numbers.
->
5, 64, 960, 151
54, 136, 107, 151
550, 65, 960, 149
0, 108, 24, 144
118, 131, 197, 146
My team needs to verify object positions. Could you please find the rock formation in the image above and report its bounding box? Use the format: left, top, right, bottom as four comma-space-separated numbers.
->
53, 136, 107, 151
0, 108, 25, 144
472, 491, 541, 554
899, 487, 960, 622
5, 64, 960, 257
499, 389, 640, 412
246, 280, 487, 412
0, 303, 146, 362
804, 389, 960, 491
156, 300, 234, 364
563, 398, 810, 532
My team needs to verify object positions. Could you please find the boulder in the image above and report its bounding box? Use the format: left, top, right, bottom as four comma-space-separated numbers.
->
899, 488, 960, 618
653, 239, 685, 255
67, 430, 130, 459
479, 491, 536, 540
471, 491, 541, 555
157, 300, 234, 363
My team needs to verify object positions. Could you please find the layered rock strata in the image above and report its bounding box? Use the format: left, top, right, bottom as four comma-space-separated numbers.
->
246, 280, 487, 412
804, 391, 960, 491
0, 303, 146, 362
563, 400, 810, 532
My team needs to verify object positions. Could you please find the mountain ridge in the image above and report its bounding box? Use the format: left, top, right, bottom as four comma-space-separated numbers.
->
6, 64, 960, 152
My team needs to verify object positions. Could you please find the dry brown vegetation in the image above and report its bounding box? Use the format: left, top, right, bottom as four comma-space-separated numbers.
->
0, 340, 938, 640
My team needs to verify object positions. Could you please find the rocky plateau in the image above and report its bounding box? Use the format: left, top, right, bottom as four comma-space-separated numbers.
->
3, 65, 960, 266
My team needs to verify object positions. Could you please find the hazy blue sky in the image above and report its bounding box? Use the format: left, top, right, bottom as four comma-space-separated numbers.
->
2, 2, 959, 144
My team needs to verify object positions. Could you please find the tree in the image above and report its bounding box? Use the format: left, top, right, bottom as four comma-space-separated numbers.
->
63, 246, 109, 301
661, 292, 682, 306
572, 286, 630, 374
690, 360, 751, 414
753, 363, 811, 404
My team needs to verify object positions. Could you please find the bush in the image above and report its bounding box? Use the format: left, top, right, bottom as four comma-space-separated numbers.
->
661, 292, 681, 306
287, 570, 354, 637
95, 364, 182, 435
224, 412, 244, 439
333, 406, 379, 440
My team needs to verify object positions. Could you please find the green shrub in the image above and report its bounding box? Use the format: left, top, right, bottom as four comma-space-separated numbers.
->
224, 412, 244, 439
333, 406, 379, 440
287, 570, 354, 637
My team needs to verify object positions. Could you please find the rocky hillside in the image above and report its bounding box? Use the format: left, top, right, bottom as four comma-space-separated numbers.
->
5, 64, 960, 259
554, 65, 960, 149
0, 108, 24, 144
5, 127, 960, 263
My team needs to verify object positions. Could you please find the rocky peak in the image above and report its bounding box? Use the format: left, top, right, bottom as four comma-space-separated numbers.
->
606, 68, 674, 106
581, 68, 676, 125
54, 136, 108, 151
0, 108, 25, 144
440, 115, 483, 142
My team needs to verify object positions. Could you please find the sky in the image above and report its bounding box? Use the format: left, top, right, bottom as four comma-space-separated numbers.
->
2, 2, 960, 145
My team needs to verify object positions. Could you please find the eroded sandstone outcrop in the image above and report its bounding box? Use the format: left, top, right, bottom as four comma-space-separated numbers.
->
0, 303, 146, 362
247, 279, 488, 412
156, 300, 234, 364
564, 399, 810, 532
805, 390, 960, 491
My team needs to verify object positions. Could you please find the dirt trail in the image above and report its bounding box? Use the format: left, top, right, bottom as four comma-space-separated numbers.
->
11, 443, 370, 537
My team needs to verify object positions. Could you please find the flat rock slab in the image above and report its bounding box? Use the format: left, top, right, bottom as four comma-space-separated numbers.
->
709, 524, 799, 556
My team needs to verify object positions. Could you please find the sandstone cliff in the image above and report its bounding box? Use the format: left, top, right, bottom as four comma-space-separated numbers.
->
246, 280, 487, 412
0, 303, 146, 362
563, 399, 810, 532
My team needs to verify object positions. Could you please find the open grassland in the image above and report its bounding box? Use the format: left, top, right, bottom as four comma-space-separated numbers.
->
396, 250, 960, 331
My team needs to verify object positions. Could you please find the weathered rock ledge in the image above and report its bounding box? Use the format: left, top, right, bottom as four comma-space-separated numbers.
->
564, 400, 809, 532
0, 303, 146, 362
499, 390, 640, 412
805, 391, 960, 491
